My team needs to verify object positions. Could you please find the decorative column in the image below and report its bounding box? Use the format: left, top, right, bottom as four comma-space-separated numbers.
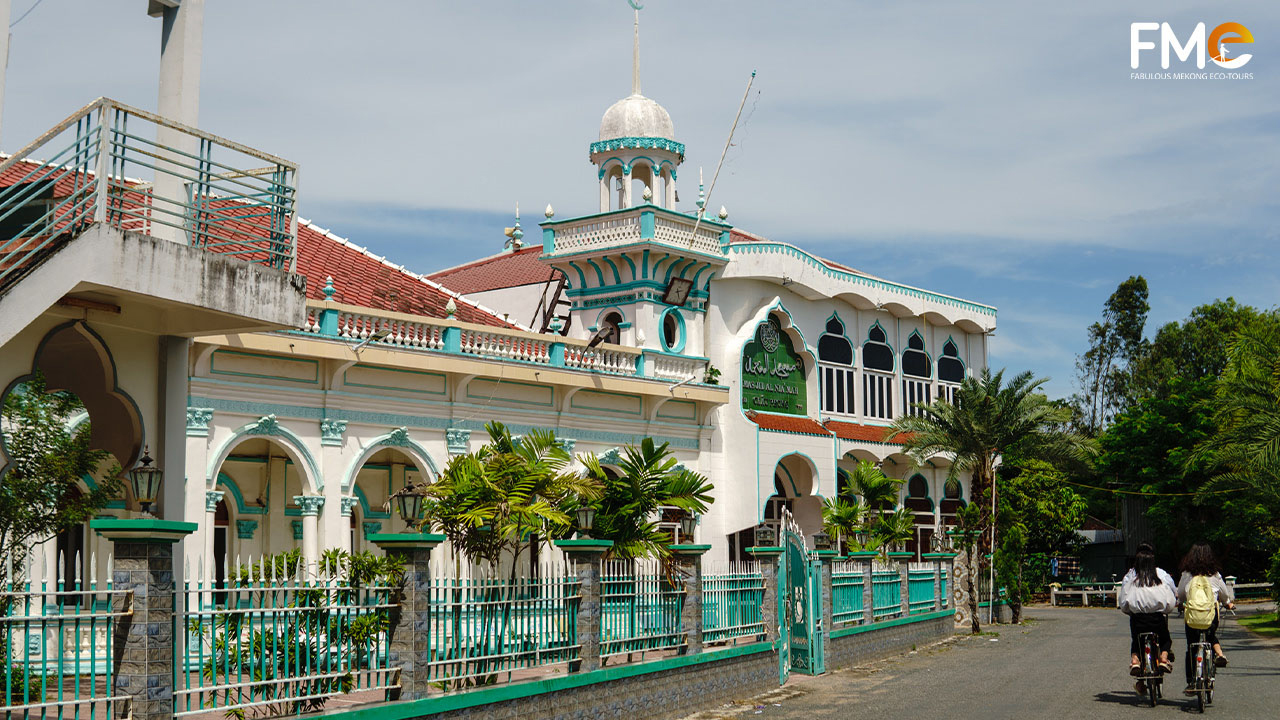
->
747, 538, 784, 642
371, 532, 444, 701
554, 538, 614, 673
339, 497, 359, 551
813, 550, 837, 657
847, 550, 877, 624
294, 495, 325, 572
669, 543, 711, 656
91, 518, 196, 720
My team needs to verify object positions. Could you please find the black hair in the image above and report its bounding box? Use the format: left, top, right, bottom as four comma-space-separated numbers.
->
1133, 542, 1160, 587
1180, 542, 1220, 577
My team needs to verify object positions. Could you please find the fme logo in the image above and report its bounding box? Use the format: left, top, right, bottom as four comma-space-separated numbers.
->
1131, 22, 1254, 69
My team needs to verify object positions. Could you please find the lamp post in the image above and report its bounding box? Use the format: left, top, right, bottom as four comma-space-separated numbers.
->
129, 447, 163, 517
390, 480, 430, 532
576, 505, 596, 539
679, 512, 698, 544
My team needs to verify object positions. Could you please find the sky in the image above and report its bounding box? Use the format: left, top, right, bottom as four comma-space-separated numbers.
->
3, 0, 1277, 399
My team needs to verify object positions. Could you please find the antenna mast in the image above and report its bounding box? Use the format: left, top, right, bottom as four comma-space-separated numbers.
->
688, 70, 756, 245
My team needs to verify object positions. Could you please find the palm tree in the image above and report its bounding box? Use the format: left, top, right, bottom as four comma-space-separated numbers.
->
889, 369, 1096, 630
875, 507, 917, 554
577, 438, 714, 561
821, 496, 866, 554
844, 459, 902, 513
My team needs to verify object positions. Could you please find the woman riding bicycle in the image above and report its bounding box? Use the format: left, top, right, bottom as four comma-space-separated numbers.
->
1118, 542, 1177, 677
1176, 542, 1235, 695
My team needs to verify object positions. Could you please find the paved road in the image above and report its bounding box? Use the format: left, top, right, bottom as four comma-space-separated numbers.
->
682, 604, 1280, 720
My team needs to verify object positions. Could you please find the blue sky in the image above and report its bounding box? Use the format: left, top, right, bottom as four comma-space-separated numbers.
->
4, 0, 1277, 399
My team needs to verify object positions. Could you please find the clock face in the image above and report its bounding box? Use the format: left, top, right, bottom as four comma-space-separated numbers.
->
663, 278, 694, 306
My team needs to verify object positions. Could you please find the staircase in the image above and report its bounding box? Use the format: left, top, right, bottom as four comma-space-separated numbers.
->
535, 270, 573, 335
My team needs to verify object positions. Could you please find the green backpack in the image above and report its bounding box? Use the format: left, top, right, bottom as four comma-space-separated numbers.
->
1184, 575, 1216, 630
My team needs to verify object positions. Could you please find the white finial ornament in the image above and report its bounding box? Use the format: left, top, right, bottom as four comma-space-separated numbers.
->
718, 206, 728, 221
642, 185, 653, 202
545, 204, 555, 219
445, 298, 457, 318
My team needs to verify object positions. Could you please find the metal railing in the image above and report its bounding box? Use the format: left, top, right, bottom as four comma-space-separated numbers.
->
831, 561, 866, 625
600, 560, 685, 660
871, 567, 902, 620
907, 565, 936, 614
701, 561, 764, 644
0, 97, 298, 292
425, 561, 580, 686
174, 557, 396, 718
1, 551, 129, 720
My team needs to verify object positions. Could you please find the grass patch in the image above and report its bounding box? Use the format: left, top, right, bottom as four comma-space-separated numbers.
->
1237, 612, 1280, 639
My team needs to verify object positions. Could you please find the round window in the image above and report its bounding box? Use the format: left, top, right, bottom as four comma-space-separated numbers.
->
662, 310, 682, 351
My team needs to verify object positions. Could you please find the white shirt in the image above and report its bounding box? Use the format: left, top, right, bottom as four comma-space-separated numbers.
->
1176, 572, 1234, 605
1117, 567, 1178, 615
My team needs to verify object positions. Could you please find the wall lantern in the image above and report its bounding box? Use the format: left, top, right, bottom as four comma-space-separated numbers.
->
129, 447, 163, 516
576, 505, 597, 538
679, 512, 698, 542
389, 480, 430, 531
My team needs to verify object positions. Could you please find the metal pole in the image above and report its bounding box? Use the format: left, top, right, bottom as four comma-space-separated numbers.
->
0, 0, 11, 147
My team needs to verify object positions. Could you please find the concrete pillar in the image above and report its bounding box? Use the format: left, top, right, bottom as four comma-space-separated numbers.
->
861, 554, 875, 623
153, 0, 205, 243
898, 559, 911, 616
923, 552, 951, 612
159, 336, 192, 580
555, 539, 614, 673
319, 417, 349, 553
92, 518, 195, 720
622, 167, 633, 208
670, 544, 710, 656
665, 169, 677, 209
203, 489, 223, 577
295, 495, 324, 571
600, 174, 610, 212
371, 532, 442, 700
747, 546, 783, 642
813, 551, 836, 662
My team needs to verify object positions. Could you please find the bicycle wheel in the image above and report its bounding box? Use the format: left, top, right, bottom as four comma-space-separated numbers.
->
1196, 685, 1204, 713
1149, 680, 1159, 707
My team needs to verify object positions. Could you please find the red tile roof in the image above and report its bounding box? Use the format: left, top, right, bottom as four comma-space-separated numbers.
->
297, 221, 519, 328
823, 419, 910, 445
745, 411, 833, 437
427, 246, 558, 295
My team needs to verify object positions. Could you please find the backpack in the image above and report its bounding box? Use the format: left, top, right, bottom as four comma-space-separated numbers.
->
1184, 575, 1216, 630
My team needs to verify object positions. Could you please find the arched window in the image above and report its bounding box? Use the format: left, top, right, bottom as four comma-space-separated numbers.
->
938, 338, 965, 403
902, 332, 933, 416
600, 311, 623, 346
819, 315, 855, 415
862, 323, 894, 420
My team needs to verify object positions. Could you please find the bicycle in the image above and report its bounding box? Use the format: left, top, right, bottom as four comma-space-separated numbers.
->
1187, 604, 1235, 713
1134, 631, 1166, 707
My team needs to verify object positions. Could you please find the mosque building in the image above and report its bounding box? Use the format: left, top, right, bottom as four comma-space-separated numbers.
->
0, 7, 995, 583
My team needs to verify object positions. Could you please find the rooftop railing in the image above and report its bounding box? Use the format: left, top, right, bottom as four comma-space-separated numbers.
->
539, 206, 731, 260
0, 97, 298, 293
294, 299, 717, 387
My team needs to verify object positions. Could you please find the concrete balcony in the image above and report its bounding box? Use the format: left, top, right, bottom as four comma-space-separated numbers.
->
539, 205, 732, 263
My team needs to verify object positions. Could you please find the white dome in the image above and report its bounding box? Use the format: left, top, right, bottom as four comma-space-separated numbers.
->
598, 94, 675, 142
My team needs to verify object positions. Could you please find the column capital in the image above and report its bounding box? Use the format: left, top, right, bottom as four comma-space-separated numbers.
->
445, 427, 471, 455
320, 418, 348, 447
339, 497, 359, 516
293, 495, 325, 516
204, 489, 225, 513
186, 407, 214, 437
236, 519, 258, 539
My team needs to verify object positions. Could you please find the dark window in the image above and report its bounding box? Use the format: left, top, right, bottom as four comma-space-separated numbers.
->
602, 312, 623, 345
662, 311, 679, 349
902, 332, 932, 378
939, 339, 965, 383
818, 316, 853, 365
907, 475, 929, 498
943, 478, 962, 499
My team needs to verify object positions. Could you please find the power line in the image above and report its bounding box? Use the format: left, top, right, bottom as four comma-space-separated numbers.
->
11, 0, 48, 28
1054, 476, 1246, 497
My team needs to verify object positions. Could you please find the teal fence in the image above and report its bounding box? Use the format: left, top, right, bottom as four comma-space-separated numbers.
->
832, 561, 865, 625
871, 568, 902, 620
1, 551, 127, 719
701, 561, 764, 644
908, 566, 936, 614
174, 558, 399, 717
600, 560, 685, 659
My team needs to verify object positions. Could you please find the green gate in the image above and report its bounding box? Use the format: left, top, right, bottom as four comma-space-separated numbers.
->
779, 508, 822, 681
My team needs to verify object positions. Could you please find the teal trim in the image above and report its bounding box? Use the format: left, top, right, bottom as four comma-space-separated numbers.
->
217, 472, 267, 515
620, 253, 637, 281
641, 349, 710, 362
691, 264, 712, 289
442, 326, 461, 353
659, 307, 687, 354
341, 428, 440, 492
728, 241, 997, 317
343, 366, 447, 396
550, 342, 566, 367
320, 308, 339, 336
634, 352, 646, 377
466, 378, 555, 407
652, 253, 673, 281
554, 539, 616, 550
567, 261, 588, 288
596, 157, 625, 176
549, 239, 727, 264
829, 608, 952, 639
702, 272, 716, 291
353, 485, 391, 520
542, 227, 555, 252
586, 259, 607, 286
603, 257, 622, 284
677, 260, 702, 281
90, 518, 197, 542
210, 350, 319, 385
589, 136, 686, 157
641, 249, 650, 279
655, 399, 696, 421
640, 210, 655, 239
569, 389, 642, 417
206, 416, 324, 492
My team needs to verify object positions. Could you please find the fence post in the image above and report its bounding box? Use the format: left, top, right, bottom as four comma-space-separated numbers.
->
90, 518, 196, 720
555, 539, 615, 673
747, 544, 783, 643
813, 550, 837, 667
922, 552, 952, 612
670, 543, 711, 655
371, 532, 445, 701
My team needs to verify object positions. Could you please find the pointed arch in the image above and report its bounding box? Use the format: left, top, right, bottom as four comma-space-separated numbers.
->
341, 428, 439, 493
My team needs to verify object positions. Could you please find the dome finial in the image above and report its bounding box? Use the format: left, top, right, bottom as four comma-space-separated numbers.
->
631, 5, 642, 96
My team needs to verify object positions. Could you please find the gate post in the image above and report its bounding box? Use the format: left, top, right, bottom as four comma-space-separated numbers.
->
847, 551, 877, 624
555, 539, 614, 673
923, 552, 951, 611
371, 532, 445, 700
90, 518, 196, 720
670, 544, 711, 655
813, 550, 837, 671
747, 544, 783, 643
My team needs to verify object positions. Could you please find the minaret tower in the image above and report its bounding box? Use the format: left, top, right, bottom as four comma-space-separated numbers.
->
590, 6, 684, 212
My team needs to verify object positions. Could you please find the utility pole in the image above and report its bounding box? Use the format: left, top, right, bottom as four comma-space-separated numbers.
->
0, 0, 11, 147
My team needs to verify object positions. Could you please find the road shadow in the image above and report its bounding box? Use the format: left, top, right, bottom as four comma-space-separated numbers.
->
1093, 691, 1155, 708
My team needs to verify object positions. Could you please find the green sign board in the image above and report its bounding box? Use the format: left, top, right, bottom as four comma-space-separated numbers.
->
741, 317, 807, 415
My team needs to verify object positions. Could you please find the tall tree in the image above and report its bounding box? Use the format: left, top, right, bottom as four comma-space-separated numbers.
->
0, 374, 122, 570
1072, 275, 1150, 433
